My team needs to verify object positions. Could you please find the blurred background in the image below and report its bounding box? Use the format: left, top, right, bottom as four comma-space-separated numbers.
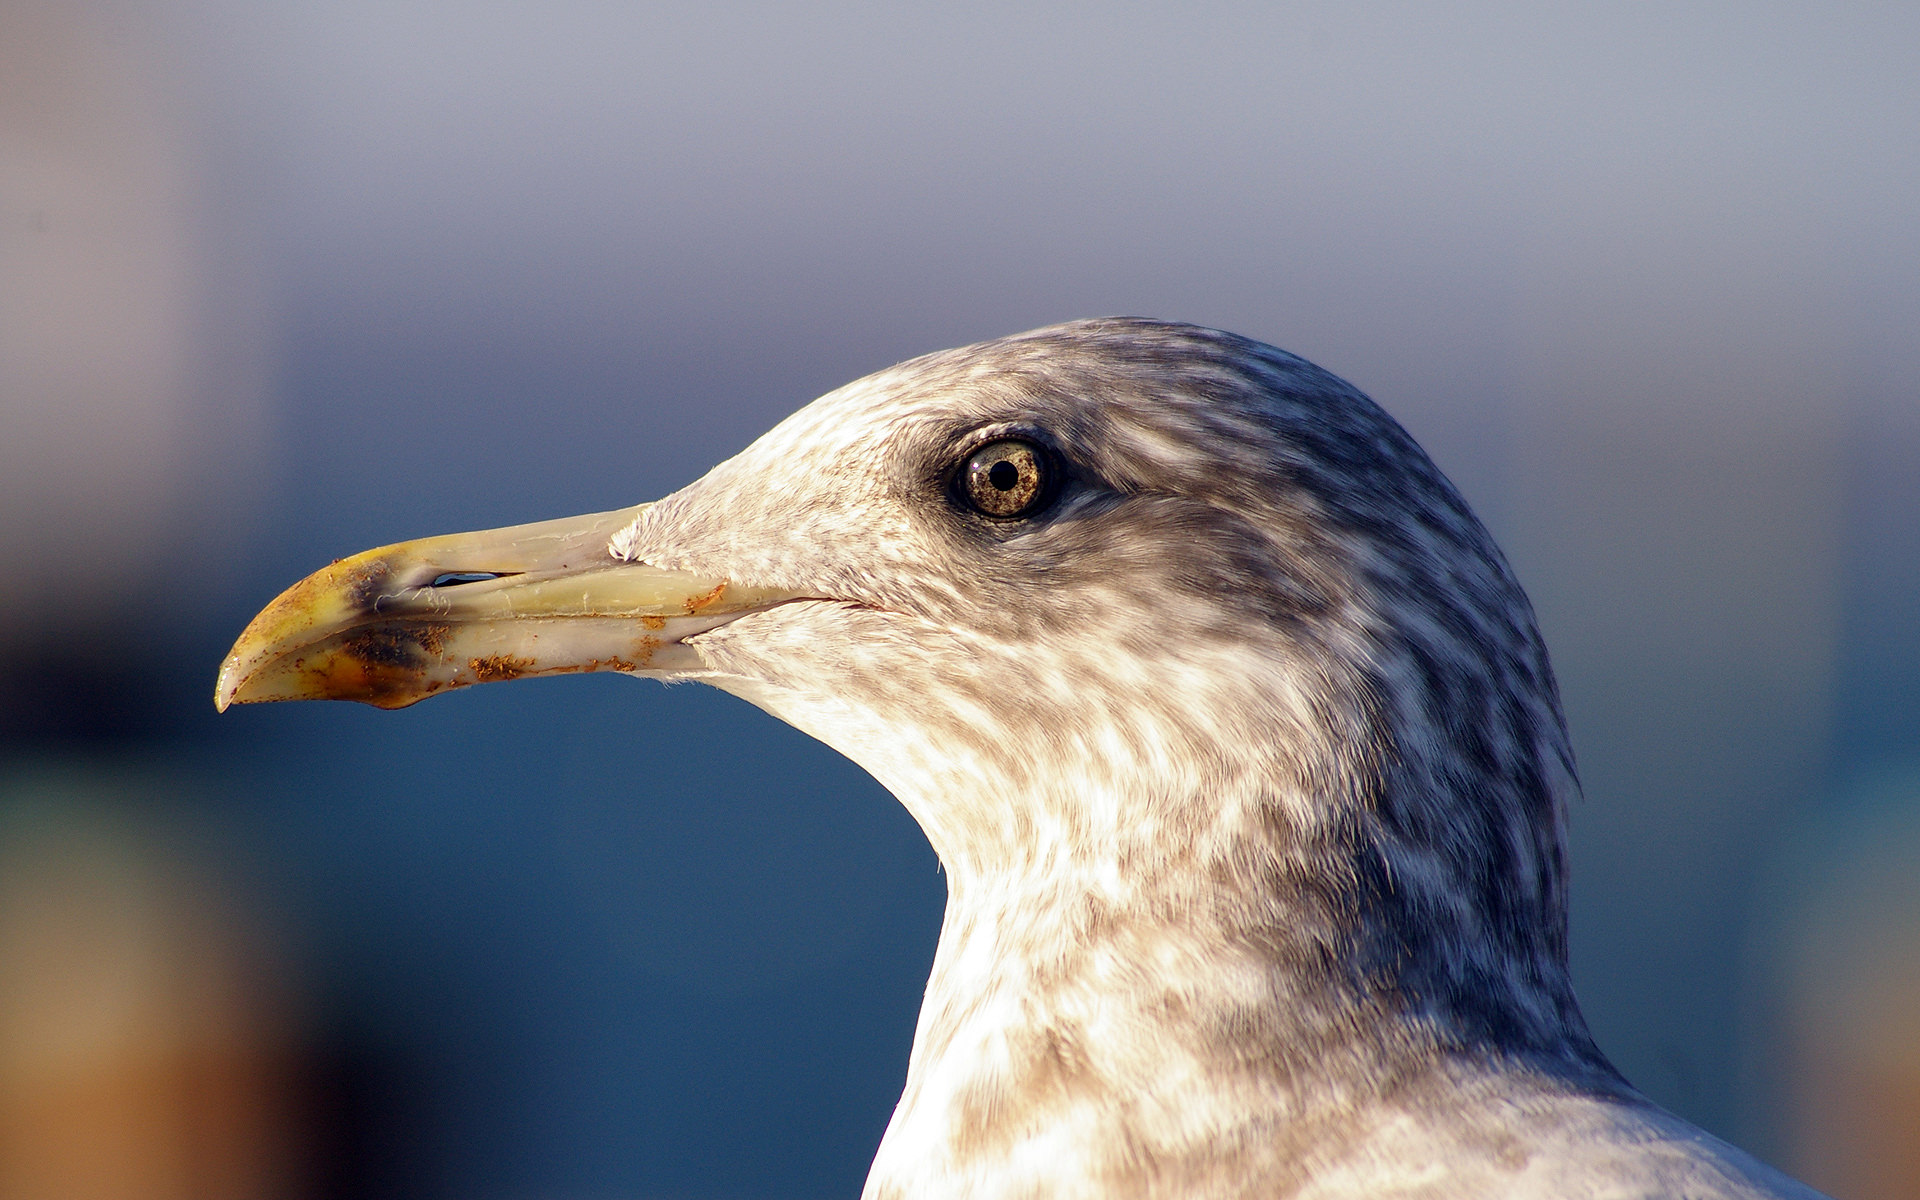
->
2, 1, 1916, 1197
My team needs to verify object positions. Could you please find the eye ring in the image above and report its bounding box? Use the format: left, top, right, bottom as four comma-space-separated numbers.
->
955, 438, 1054, 519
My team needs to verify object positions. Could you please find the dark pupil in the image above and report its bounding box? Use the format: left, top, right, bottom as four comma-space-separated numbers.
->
987, 459, 1020, 491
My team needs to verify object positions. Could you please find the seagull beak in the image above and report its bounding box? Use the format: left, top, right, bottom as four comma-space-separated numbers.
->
215, 504, 792, 711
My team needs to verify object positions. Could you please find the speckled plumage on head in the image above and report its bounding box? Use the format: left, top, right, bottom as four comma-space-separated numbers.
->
604, 319, 1817, 1198
619, 318, 1582, 1039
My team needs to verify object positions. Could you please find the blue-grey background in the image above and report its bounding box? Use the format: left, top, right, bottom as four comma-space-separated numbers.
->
3, 3, 1916, 1198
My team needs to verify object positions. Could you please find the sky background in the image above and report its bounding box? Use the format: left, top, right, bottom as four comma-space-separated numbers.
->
3, 3, 1918, 1198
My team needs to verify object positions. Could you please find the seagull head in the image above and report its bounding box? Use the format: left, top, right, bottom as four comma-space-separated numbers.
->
221, 318, 1599, 1116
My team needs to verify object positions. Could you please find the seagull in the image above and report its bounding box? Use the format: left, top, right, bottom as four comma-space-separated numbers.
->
218, 319, 1825, 1199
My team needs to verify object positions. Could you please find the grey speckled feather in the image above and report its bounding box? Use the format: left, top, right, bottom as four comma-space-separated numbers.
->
603, 319, 1823, 1198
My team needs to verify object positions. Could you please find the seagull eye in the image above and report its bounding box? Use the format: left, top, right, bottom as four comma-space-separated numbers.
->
958, 439, 1052, 519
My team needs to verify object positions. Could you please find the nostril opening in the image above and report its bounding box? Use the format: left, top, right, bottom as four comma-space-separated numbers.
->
429, 572, 505, 588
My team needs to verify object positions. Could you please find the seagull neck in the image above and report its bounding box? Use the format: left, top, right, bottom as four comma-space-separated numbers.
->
866, 801, 1441, 1199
